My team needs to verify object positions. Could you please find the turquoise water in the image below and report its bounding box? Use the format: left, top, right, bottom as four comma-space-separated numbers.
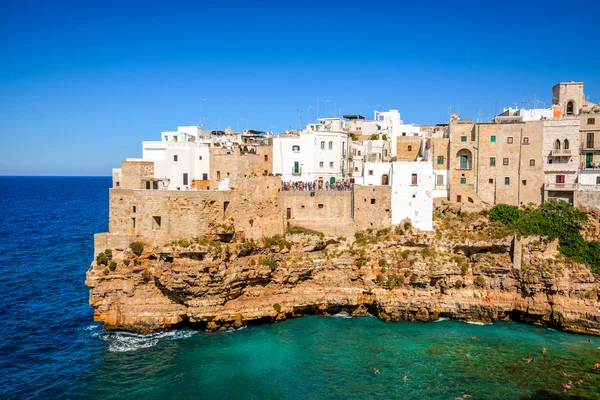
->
85, 316, 600, 400
1, 177, 599, 399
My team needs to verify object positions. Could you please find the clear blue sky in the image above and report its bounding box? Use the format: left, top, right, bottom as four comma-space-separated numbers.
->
1, 0, 599, 175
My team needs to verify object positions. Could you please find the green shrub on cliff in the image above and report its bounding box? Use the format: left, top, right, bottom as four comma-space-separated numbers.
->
108, 261, 117, 271
489, 201, 600, 273
123, 259, 130, 267
273, 303, 281, 313
95, 249, 112, 266
130, 241, 144, 256
473, 276, 486, 288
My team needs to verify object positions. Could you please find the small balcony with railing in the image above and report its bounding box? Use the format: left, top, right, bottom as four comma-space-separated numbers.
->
550, 148, 572, 157
544, 182, 577, 191
291, 166, 302, 176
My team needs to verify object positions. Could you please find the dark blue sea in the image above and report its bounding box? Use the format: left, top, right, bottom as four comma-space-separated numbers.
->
1, 177, 599, 399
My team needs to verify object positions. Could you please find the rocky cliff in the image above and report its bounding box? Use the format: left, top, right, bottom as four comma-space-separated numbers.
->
86, 210, 600, 335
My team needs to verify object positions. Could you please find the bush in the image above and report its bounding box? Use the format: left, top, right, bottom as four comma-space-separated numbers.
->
262, 234, 287, 249
95, 249, 113, 266
376, 274, 384, 284
473, 276, 486, 288
273, 303, 281, 313
108, 261, 117, 271
260, 257, 277, 270
130, 241, 144, 256
103, 268, 109, 276
455, 280, 463, 289
386, 274, 404, 288
489, 204, 521, 226
141, 270, 152, 283
123, 259, 130, 267
460, 263, 469, 276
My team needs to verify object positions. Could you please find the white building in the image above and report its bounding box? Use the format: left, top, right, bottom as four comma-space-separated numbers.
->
360, 162, 392, 186
390, 162, 434, 231
273, 118, 349, 183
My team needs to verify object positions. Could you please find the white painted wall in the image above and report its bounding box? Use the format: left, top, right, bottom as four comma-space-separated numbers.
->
432, 169, 449, 199
579, 170, 600, 185
362, 162, 392, 186
391, 162, 434, 230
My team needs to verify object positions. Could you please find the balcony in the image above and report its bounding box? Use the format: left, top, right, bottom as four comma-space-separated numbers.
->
582, 162, 600, 170
544, 183, 577, 191
584, 145, 600, 151
291, 167, 302, 176
456, 163, 473, 170
551, 149, 572, 157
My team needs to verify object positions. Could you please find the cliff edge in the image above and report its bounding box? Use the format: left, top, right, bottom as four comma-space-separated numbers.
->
86, 210, 600, 335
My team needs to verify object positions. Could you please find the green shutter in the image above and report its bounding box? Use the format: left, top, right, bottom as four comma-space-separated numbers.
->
491, 135, 496, 142
437, 156, 444, 165
490, 157, 496, 167
460, 177, 466, 184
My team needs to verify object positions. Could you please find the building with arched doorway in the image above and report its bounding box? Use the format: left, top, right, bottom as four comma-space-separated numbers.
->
552, 81, 584, 118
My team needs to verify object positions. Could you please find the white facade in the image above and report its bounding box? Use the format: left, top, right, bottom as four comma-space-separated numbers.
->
273, 119, 349, 183
142, 141, 210, 190
390, 162, 434, 231
360, 162, 392, 186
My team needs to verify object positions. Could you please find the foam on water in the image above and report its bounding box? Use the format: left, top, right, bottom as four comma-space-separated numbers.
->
434, 317, 449, 322
331, 312, 352, 319
100, 329, 198, 353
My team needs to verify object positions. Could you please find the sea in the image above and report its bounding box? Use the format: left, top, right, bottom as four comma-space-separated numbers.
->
0, 176, 599, 400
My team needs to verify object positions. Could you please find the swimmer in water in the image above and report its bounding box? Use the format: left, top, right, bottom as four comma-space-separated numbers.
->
472, 335, 477, 340
595, 363, 600, 370
541, 347, 546, 354
374, 368, 380, 375
563, 382, 571, 390
561, 370, 568, 377
455, 393, 471, 399
403, 375, 409, 381
523, 356, 533, 363
587, 339, 592, 343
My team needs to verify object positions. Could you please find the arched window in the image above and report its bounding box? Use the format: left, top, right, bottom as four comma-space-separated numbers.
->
564, 139, 569, 150
381, 174, 389, 185
566, 101, 574, 115
555, 140, 561, 150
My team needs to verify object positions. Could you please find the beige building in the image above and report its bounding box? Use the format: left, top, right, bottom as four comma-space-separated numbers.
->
542, 119, 581, 203
396, 136, 422, 161
210, 146, 272, 190
552, 81, 585, 117
448, 120, 544, 206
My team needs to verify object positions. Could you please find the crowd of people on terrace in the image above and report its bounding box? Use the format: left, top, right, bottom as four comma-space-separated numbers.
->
282, 180, 353, 191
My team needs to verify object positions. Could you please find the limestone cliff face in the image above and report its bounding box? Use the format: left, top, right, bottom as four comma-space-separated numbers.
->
86, 212, 600, 335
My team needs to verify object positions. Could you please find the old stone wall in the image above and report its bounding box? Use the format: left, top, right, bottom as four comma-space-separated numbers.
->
121, 161, 154, 190
353, 185, 392, 231
396, 136, 422, 161
282, 191, 354, 237
575, 188, 600, 210
108, 176, 284, 245
210, 146, 273, 189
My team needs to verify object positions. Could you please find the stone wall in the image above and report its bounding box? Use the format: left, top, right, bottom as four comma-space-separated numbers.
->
210, 146, 273, 189
108, 176, 284, 245
282, 191, 354, 237
121, 161, 154, 189
353, 185, 392, 231
396, 136, 422, 161
575, 188, 600, 210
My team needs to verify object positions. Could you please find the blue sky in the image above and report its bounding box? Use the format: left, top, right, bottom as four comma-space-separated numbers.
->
1, 0, 599, 175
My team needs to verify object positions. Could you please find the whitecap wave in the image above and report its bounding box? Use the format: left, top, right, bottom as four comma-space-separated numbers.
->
99, 329, 197, 353
434, 318, 449, 322
331, 313, 352, 319
463, 321, 490, 326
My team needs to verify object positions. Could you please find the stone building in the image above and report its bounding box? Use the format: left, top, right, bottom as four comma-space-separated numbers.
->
552, 81, 585, 117
425, 137, 450, 199
210, 146, 272, 190
542, 119, 581, 204
448, 120, 545, 206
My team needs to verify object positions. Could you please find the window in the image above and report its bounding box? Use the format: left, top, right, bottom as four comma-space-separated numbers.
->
597, 176, 600, 185
321, 141, 325, 150
588, 118, 596, 125
566, 101, 574, 115
587, 133, 595, 148
523, 137, 529, 145
408, 145, 413, 151
490, 135, 496, 143
555, 139, 561, 150
503, 158, 509, 166
183, 173, 188, 185
217, 171, 221, 180
437, 156, 444, 165
131, 217, 136, 228
358, 150, 362, 156
264, 155, 269, 161
146, 181, 151, 189
132, 206, 136, 213
382, 174, 389, 185
174, 155, 178, 162
507, 137, 513, 144
164, 136, 168, 141
461, 136, 467, 142
460, 177, 466, 184
224, 201, 230, 212
370, 199, 376, 204
318, 204, 324, 209
329, 141, 333, 150
564, 139, 569, 150
153, 181, 158, 189
354, 167, 358, 172
368, 170, 374, 176
411, 174, 417, 185
329, 162, 334, 168
436, 175, 444, 185
504, 177, 510, 185
199, 156, 203, 160
286, 208, 291, 219
556, 175, 565, 184
489, 178, 494, 184
457, 195, 462, 202
152, 216, 161, 230
522, 180, 527, 186
319, 161, 324, 168
202, 173, 208, 180
530, 159, 536, 166
490, 157, 496, 167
